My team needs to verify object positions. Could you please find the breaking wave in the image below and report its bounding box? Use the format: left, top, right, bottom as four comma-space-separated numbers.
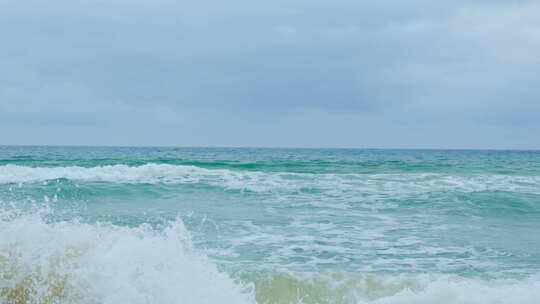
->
1, 206, 539, 304
0, 207, 253, 304
1, 164, 539, 195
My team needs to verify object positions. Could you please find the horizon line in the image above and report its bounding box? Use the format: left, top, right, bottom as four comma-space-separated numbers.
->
1, 144, 539, 152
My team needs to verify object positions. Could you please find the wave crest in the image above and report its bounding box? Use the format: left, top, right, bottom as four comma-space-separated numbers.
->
0, 208, 253, 304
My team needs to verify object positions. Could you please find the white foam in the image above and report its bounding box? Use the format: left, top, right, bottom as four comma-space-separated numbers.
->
361, 274, 540, 304
0, 209, 253, 304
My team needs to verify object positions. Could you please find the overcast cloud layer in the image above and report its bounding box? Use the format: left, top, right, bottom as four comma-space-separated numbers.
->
1, 0, 539, 148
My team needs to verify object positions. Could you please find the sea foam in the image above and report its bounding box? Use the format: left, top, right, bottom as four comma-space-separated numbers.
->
0, 207, 253, 304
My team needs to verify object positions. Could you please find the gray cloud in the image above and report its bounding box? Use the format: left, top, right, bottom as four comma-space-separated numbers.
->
1, 0, 539, 148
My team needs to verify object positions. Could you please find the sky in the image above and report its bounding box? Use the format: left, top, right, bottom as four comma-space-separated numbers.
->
1, 0, 539, 149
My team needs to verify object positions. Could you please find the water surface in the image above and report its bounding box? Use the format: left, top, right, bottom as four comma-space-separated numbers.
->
1, 146, 539, 303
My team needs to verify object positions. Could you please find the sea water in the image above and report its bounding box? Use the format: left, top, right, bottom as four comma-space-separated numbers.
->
1, 146, 539, 303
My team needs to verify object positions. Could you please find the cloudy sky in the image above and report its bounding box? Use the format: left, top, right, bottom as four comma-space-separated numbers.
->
1, 0, 539, 148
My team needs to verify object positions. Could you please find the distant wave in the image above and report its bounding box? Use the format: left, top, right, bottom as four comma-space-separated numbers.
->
1, 164, 539, 195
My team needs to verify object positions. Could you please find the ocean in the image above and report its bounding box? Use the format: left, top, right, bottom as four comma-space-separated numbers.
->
1, 146, 539, 303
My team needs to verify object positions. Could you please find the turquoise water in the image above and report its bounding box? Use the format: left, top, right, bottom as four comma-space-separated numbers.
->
1, 146, 540, 303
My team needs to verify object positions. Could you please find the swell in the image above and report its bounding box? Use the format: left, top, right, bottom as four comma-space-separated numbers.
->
1, 157, 538, 175
0, 159, 445, 174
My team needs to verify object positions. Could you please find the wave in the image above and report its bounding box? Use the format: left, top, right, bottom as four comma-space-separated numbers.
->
0, 208, 253, 304
1, 207, 539, 304
1, 164, 540, 195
